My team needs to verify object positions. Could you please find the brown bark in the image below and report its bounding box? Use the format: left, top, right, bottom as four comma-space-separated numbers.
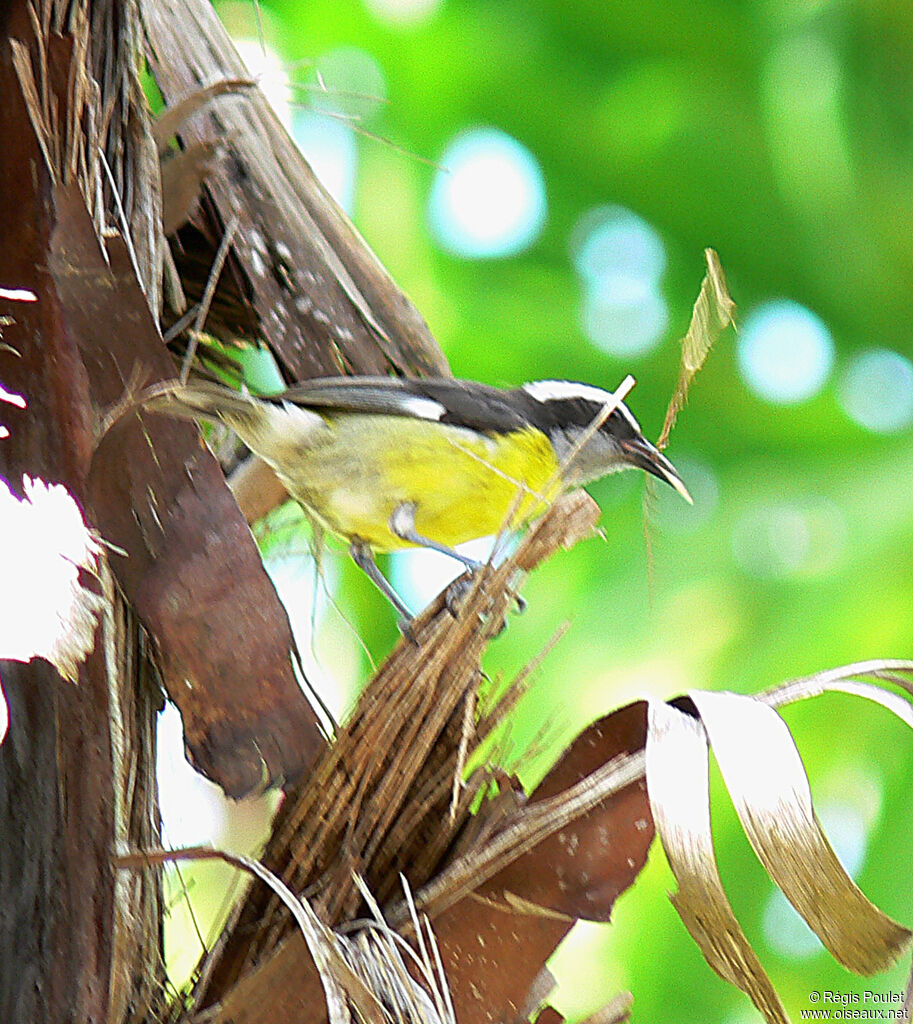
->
0, 7, 163, 1020
142, 0, 447, 382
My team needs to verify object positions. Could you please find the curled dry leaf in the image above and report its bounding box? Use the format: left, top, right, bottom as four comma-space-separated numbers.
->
648, 665, 913, 1023
764, 659, 913, 722
658, 248, 735, 449
693, 690, 911, 973
50, 184, 326, 797
646, 701, 789, 1024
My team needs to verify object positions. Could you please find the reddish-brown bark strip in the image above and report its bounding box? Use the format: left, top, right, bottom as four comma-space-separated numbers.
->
434, 703, 652, 1024
50, 186, 326, 797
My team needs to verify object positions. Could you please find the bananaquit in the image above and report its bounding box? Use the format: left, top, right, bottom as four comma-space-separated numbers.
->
150, 375, 691, 623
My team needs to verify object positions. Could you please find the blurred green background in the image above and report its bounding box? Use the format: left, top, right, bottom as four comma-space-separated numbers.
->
159, 0, 913, 1020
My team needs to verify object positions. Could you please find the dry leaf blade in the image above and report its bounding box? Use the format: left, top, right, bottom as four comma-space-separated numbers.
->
646, 700, 789, 1024
658, 248, 735, 448
691, 689, 912, 974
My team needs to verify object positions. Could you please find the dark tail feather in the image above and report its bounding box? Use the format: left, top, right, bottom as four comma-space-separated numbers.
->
144, 380, 262, 425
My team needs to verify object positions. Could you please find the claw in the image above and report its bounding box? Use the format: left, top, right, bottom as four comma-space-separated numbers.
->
396, 615, 420, 644
445, 576, 473, 617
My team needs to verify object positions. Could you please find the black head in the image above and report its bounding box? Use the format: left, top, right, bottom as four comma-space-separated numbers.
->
517, 380, 692, 500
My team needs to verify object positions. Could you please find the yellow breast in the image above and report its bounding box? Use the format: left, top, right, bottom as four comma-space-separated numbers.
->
280, 415, 563, 551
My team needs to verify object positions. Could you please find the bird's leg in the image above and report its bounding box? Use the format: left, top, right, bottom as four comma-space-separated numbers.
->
385, 504, 525, 623
390, 502, 492, 620
349, 539, 415, 634
389, 502, 483, 571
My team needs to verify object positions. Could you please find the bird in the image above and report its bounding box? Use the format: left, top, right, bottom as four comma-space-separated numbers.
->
147, 374, 691, 625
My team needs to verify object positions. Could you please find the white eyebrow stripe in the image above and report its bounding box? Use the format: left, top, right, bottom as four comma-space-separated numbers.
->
522, 379, 616, 404
615, 402, 641, 432
522, 379, 643, 431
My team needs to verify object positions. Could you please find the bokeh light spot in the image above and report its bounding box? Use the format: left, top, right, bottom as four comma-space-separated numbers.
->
311, 46, 387, 120
732, 499, 846, 579
571, 205, 668, 356
581, 276, 668, 357
838, 348, 913, 434
428, 128, 547, 258
292, 110, 358, 213
571, 205, 666, 288
738, 300, 834, 403
762, 889, 821, 959
363, 0, 442, 25
651, 456, 719, 534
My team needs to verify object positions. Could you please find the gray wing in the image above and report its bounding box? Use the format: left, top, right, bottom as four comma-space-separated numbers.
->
279, 376, 444, 419
279, 376, 529, 432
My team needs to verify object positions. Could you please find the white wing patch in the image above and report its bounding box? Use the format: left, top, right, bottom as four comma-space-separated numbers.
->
393, 394, 446, 420
522, 379, 642, 431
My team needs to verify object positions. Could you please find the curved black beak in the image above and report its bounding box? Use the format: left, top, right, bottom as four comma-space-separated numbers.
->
621, 437, 693, 504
